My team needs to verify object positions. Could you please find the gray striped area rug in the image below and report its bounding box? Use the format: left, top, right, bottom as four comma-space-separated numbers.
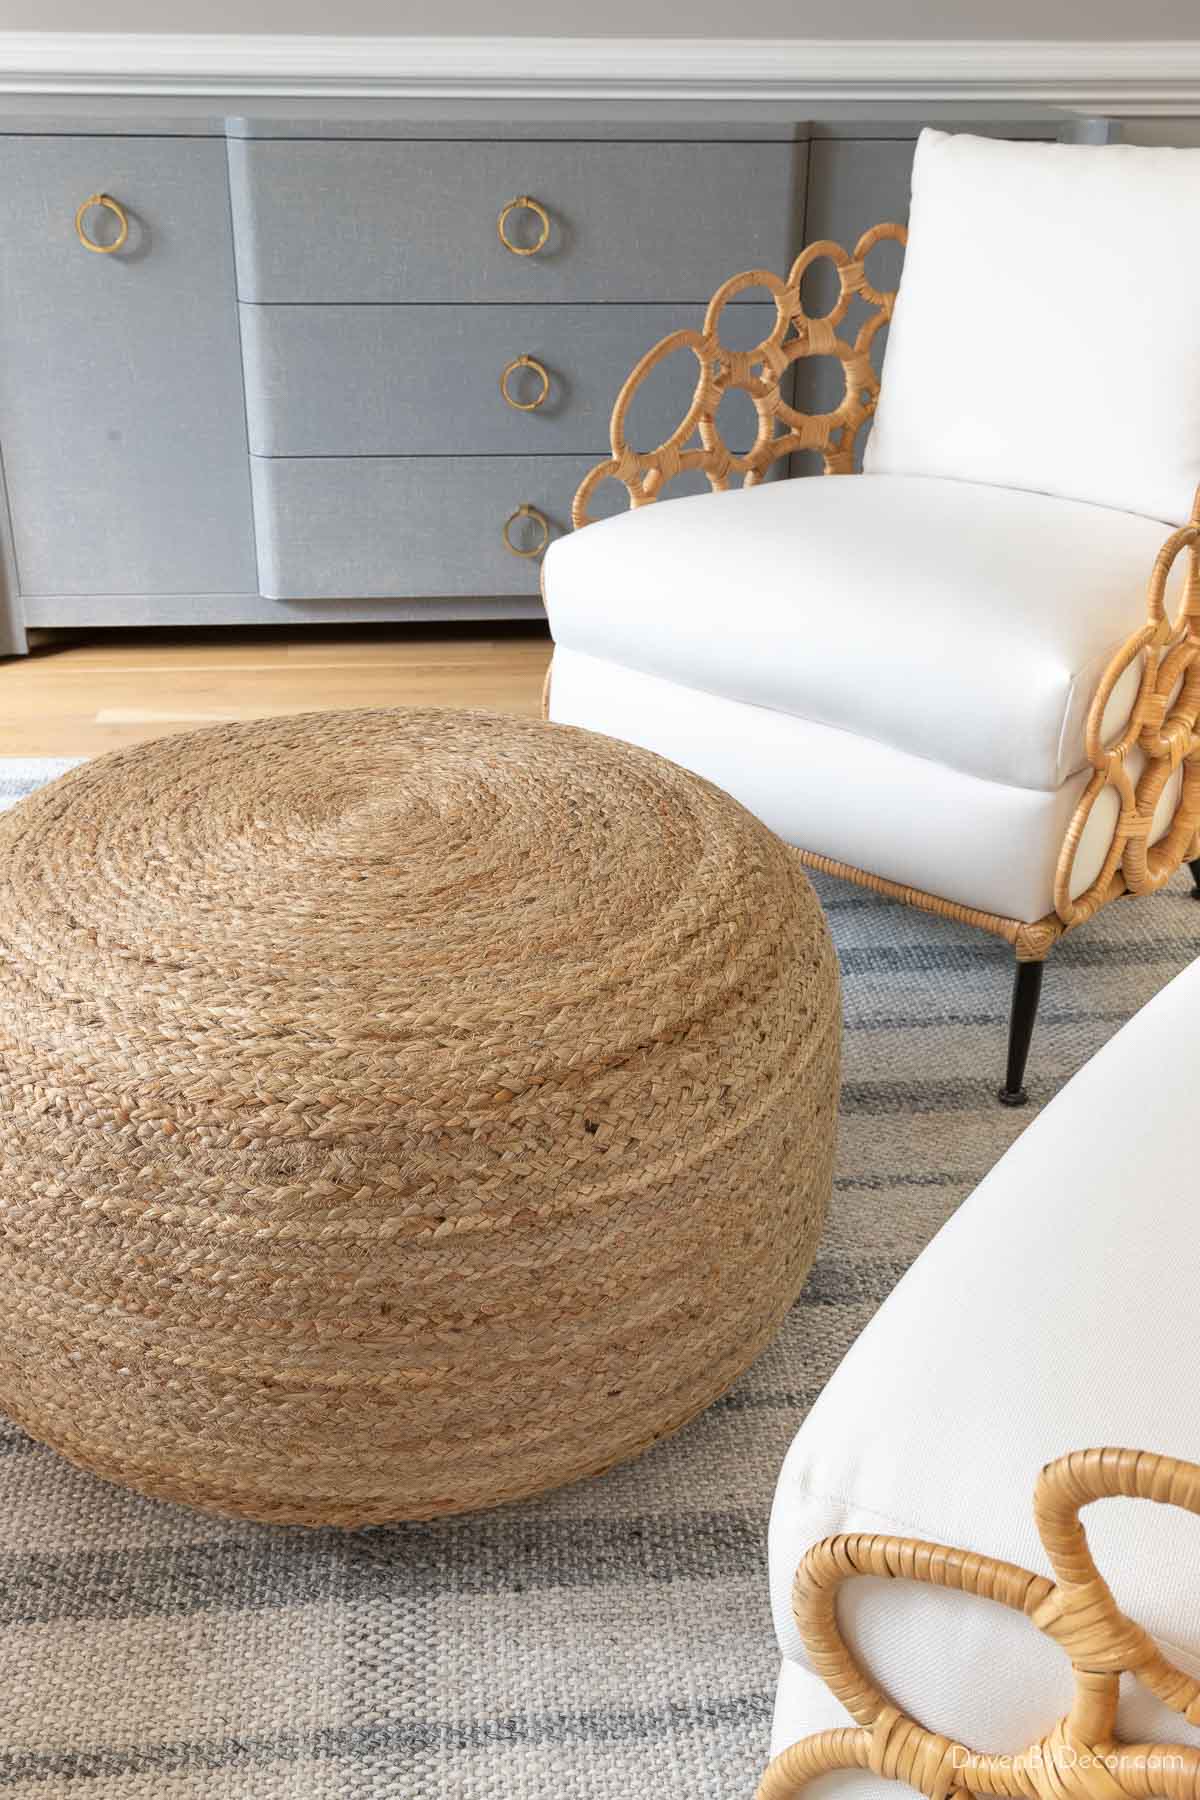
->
2, 755, 1199, 1799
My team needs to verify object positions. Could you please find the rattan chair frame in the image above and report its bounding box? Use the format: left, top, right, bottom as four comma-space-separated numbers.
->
756, 1446, 1200, 1800
556, 227, 1200, 970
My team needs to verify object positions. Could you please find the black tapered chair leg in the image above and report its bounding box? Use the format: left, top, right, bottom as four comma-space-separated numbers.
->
1189, 856, 1200, 898
998, 959, 1045, 1108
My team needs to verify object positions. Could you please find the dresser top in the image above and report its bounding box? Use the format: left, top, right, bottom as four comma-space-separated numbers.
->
0, 93, 1079, 139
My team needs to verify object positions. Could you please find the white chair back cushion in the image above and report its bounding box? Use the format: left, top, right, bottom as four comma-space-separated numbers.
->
864, 129, 1200, 525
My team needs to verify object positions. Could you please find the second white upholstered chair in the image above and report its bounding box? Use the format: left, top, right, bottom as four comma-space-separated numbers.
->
542, 128, 1200, 1104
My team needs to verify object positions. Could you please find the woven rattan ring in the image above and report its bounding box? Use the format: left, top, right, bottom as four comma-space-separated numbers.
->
497, 194, 551, 256
502, 502, 551, 557
74, 193, 129, 255
758, 1446, 1200, 1800
0, 708, 839, 1525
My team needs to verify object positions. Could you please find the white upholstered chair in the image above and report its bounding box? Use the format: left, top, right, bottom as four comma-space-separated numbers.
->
541, 129, 1200, 1104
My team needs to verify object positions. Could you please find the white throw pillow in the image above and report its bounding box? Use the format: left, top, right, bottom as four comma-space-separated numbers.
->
864, 129, 1200, 526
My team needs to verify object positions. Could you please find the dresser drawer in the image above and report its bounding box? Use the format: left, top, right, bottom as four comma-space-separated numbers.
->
228, 140, 804, 303
0, 136, 256, 600
240, 302, 777, 457
251, 454, 597, 599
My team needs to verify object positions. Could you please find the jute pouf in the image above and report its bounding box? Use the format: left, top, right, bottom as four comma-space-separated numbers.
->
0, 708, 839, 1525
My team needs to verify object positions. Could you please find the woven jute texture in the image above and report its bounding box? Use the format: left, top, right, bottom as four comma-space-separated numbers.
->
0, 707, 838, 1527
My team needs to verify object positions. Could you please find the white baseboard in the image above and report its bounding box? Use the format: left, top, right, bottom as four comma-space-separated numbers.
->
0, 34, 1197, 111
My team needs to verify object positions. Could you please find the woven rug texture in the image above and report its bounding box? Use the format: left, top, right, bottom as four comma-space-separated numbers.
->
0, 756, 1197, 1799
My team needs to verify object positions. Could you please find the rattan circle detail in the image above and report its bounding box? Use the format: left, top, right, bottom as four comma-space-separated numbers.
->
572, 225, 907, 528
0, 708, 839, 1525
496, 194, 551, 256
501, 502, 551, 557
758, 1447, 1200, 1800
499, 353, 551, 411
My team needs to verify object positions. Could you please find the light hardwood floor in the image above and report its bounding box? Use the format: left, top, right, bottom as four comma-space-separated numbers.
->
0, 624, 553, 756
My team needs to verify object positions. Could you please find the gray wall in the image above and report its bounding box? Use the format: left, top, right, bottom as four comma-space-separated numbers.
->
6, 0, 1200, 35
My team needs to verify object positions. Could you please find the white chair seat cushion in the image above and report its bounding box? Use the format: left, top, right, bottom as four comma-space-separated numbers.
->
768, 955, 1200, 1773
864, 130, 1200, 527
542, 474, 1169, 793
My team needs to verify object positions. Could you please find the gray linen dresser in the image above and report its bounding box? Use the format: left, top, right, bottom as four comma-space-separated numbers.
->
0, 102, 1073, 655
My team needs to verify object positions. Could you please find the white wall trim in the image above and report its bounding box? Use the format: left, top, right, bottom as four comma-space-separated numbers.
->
0, 34, 1198, 111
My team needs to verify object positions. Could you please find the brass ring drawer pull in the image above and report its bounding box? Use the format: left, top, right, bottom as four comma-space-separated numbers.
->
75, 193, 129, 255
497, 195, 551, 257
502, 504, 550, 558
500, 355, 551, 412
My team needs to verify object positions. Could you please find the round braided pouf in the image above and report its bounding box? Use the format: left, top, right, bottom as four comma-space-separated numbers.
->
0, 708, 838, 1525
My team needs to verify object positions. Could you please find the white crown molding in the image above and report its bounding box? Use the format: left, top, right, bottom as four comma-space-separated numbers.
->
0, 34, 1198, 111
